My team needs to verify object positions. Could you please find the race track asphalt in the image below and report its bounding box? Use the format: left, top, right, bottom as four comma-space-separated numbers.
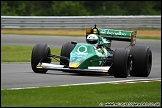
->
1, 34, 161, 89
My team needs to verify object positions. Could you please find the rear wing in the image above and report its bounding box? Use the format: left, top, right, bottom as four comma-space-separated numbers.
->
86, 25, 137, 46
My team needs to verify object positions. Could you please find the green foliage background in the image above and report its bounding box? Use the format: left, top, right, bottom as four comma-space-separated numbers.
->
1, 1, 161, 16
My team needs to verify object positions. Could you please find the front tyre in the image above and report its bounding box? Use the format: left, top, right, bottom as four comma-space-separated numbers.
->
112, 48, 130, 78
60, 41, 75, 66
31, 44, 51, 73
130, 46, 152, 77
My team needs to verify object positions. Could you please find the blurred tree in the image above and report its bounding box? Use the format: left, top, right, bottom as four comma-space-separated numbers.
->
1, 1, 161, 16
16, 1, 29, 16
122, 1, 145, 15
51, 1, 89, 16
141, 1, 161, 15
29, 1, 53, 16
103, 1, 126, 15
1, 1, 18, 15
80, 1, 104, 15
1, 1, 10, 15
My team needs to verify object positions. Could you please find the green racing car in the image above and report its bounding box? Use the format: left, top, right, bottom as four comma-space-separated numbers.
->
31, 25, 152, 78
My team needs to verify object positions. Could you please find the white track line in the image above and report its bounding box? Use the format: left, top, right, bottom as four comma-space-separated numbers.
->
1, 78, 161, 90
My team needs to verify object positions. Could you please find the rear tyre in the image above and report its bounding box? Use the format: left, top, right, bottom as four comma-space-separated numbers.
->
60, 41, 75, 66
130, 46, 152, 77
31, 44, 51, 73
112, 48, 130, 78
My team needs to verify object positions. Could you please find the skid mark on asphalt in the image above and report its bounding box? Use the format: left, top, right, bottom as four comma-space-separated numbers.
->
1, 78, 161, 90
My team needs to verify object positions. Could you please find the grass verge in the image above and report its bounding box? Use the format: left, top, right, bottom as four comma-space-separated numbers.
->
137, 36, 161, 40
1, 44, 61, 62
1, 81, 161, 107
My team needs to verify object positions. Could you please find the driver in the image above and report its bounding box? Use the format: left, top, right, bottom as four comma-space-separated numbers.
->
86, 34, 108, 57
86, 34, 111, 49
86, 34, 105, 53
86, 34, 99, 47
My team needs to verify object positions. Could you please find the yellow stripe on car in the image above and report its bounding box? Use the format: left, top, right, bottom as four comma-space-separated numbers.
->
103, 70, 108, 72
69, 63, 80, 68
37, 66, 43, 68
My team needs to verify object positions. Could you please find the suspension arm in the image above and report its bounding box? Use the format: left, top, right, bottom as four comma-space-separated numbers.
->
49, 54, 69, 61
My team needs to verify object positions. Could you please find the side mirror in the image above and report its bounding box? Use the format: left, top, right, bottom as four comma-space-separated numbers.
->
71, 41, 77, 45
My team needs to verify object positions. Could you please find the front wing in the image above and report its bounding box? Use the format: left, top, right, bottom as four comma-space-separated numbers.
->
36, 63, 110, 73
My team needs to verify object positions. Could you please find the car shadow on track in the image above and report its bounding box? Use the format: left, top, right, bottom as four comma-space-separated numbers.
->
41, 71, 115, 78
29, 71, 140, 78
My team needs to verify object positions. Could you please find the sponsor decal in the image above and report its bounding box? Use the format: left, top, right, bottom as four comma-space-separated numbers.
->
100, 29, 126, 36
75, 45, 88, 55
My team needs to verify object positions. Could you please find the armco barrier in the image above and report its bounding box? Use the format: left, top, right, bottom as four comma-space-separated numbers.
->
1, 16, 161, 29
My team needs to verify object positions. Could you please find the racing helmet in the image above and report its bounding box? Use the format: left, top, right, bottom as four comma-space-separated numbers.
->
86, 34, 98, 44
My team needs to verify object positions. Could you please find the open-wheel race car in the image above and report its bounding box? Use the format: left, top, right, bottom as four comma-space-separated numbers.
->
31, 25, 152, 78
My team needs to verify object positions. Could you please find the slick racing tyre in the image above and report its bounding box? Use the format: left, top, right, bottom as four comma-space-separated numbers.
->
112, 48, 131, 78
60, 41, 75, 66
130, 46, 152, 77
31, 44, 51, 73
